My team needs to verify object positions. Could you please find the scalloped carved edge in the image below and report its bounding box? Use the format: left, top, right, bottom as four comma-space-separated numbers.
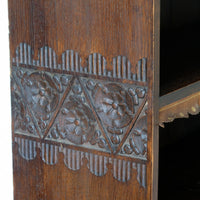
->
12, 43, 147, 83
159, 92, 200, 127
14, 136, 146, 187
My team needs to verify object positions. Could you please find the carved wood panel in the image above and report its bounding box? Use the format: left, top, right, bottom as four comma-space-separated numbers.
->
9, 0, 159, 199
12, 43, 148, 186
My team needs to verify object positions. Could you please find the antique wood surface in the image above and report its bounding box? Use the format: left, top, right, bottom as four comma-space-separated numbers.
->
159, 81, 200, 127
8, 0, 160, 200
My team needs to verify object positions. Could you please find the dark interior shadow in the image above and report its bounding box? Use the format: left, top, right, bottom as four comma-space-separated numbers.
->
159, 114, 200, 200
160, 0, 200, 95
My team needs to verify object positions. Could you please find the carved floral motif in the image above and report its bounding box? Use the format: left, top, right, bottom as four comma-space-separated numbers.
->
14, 68, 70, 135
11, 78, 38, 136
48, 80, 108, 149
123, 116, 147, 155
121, 105, 148, 158
94, 83, 134, 128
12, 44, 149, 185
86, 79, 146, 147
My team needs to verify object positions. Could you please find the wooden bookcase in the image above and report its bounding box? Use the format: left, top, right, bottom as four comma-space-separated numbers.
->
8, 0, 200, 200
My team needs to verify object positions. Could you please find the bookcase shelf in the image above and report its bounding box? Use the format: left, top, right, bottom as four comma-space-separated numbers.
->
159, 0, 200, 199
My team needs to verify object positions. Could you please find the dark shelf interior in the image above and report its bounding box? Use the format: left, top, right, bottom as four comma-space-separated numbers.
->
159, 114, 200, 200
159, 1, 200, 199
160, 0, 200, 96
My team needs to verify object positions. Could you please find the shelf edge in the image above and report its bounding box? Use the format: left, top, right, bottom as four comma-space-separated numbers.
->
159, 81, 200, 127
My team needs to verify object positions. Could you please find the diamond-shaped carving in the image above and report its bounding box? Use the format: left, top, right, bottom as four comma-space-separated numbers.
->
81, 77, 147, 153
46, 78, 110, 152
11, 77, 39, 138
12, 66, 72, 137
120, 103, 148, 159
12, 43, 149, 186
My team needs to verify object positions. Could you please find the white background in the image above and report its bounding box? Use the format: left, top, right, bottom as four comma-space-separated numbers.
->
0, 0, 13, 199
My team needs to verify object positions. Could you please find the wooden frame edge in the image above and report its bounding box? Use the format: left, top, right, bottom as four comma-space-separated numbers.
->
152, 0, 160, 200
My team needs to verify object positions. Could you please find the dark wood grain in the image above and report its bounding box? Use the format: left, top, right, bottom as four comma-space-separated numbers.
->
152, 1, 160, 200
8, 0, 160, 199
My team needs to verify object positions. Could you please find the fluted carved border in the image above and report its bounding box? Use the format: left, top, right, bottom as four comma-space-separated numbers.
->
12, 43, 149, 186
12, 43, 147, 84
14, 136, 146, 187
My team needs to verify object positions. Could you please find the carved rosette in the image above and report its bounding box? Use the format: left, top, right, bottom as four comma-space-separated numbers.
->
84, 78, 147, 153
12, 66, 71, 137
12, 43, 148, 186
92, 83, 134, 128
47, 79, 108, 151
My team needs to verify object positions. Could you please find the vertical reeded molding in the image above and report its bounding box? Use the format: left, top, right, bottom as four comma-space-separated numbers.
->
152, 0, 160, 200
